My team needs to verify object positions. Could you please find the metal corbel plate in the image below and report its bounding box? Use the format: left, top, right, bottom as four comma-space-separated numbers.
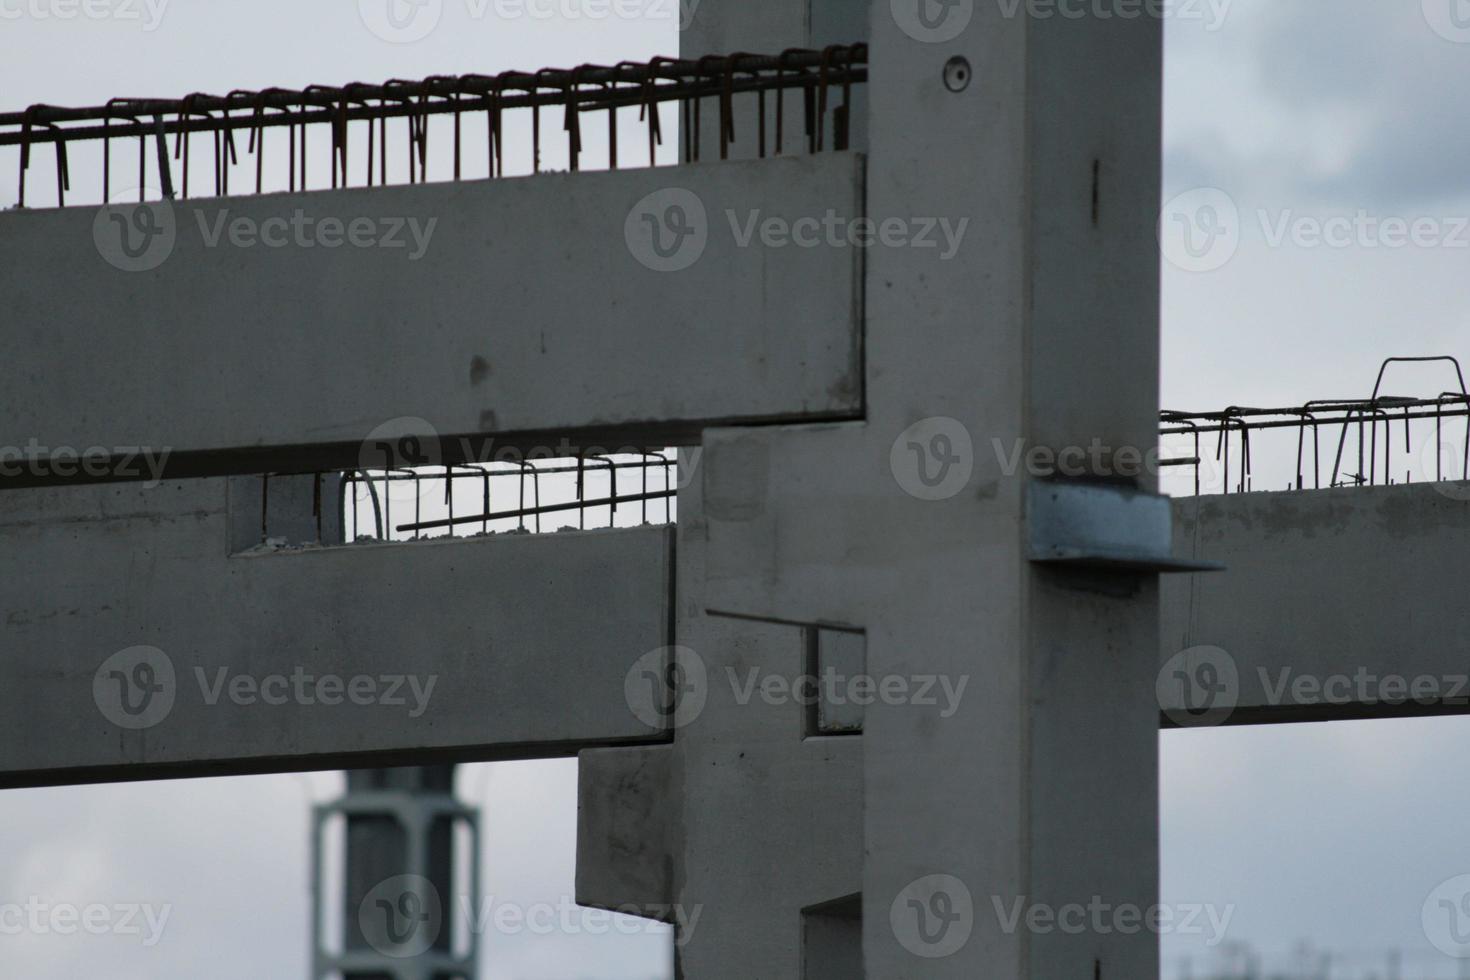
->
1027, 481, 1224, 574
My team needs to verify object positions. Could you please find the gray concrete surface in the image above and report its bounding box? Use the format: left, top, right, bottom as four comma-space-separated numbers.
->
0, 479, 672, 786
0, 153, 863, 484
687, 4, 1165, 977
1165, 482, 1470, 722
575, 745, 674, 918
575, 460, 864, 976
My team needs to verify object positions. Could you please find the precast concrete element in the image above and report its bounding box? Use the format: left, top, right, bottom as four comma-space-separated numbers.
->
1164, 482, 1470, 723
0, 153, 863, 485
683, 2, 1166, 977
575, 472, 864, 978
0, 478, 672, 786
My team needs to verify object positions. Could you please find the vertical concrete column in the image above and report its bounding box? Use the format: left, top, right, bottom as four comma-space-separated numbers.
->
686, 2, 1163, 977
861, 5, 1163, 977
669, 474, 864, 978
672, 6, 868, 978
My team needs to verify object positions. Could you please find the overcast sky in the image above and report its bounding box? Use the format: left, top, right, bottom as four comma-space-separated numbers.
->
3, 1, 1470, 977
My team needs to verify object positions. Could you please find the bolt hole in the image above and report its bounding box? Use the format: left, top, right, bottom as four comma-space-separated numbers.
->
943, 56, 972, 93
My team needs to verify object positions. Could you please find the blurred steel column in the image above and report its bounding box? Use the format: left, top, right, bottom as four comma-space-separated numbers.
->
313, 766, 480, 980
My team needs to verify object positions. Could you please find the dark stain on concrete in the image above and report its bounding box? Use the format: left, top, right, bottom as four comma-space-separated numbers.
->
469, 356, 492, 387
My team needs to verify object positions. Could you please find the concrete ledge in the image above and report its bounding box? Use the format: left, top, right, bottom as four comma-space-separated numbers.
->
0, 153, 865, 485
576, 745, 675, 920
1164, 482, 1470, 722
0, 480, 673, 786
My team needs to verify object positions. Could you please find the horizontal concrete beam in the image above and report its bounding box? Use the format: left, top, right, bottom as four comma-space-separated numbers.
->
1163, 482, 1470, 724
0, 153, 864, 486
0, 480, 672, 787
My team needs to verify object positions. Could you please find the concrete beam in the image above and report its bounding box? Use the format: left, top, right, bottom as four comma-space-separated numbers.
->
1163, 482, 1470, 724
0, 479, 672, 787
0, 153, 863, 486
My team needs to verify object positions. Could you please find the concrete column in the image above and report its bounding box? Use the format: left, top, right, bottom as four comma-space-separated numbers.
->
688, 2, 1165, 977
